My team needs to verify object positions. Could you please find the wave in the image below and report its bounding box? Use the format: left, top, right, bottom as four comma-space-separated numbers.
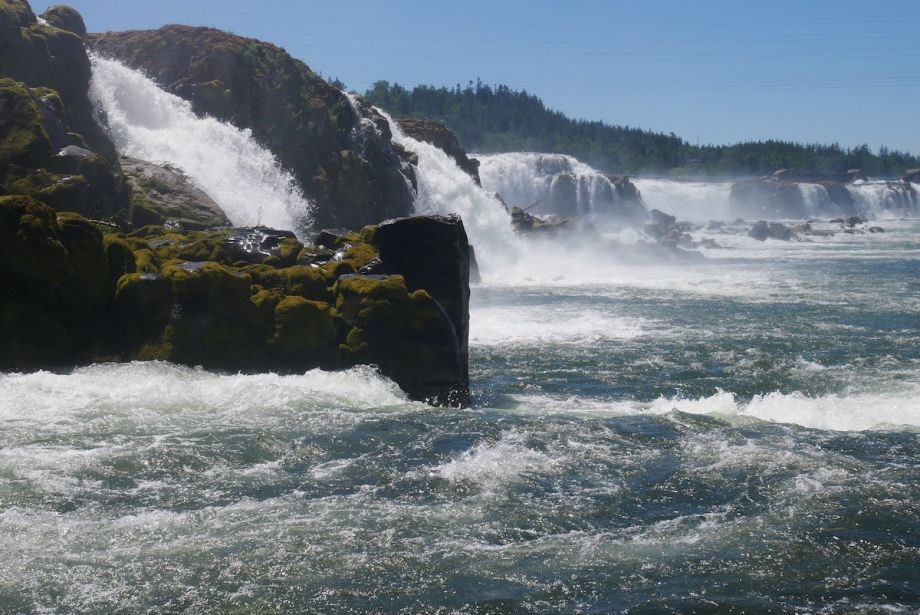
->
508, 383, 920, 432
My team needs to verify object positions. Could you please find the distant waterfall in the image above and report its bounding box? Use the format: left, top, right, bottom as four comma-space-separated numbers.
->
632, 179, 734, 221
798, 183, 836, 218
89, 55, 313, 233
478, 152, 639, 218
847, 182, 919, 217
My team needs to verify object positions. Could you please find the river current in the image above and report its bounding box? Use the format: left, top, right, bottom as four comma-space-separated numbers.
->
2, 219, 919, 613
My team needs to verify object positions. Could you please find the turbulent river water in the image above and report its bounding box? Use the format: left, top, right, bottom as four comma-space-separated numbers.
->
2, 60, 920, 612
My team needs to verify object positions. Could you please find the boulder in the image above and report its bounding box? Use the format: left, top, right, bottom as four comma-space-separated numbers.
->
372, 214, 471, 394
120, 157, 230, 229
397, 117, 481, 184
1, 199, 472, 405
39, 5, 86, 39
748, 220, 793, 241
904, 169, 920, 183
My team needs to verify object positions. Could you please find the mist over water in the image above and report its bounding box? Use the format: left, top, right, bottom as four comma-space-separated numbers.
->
89, 56, 313, 232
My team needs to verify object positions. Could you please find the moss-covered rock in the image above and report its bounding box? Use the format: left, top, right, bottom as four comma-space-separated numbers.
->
335, 274, 467, 405
1, 197, 471, 405
0, 1, 116, 162
270, 296, 339, 367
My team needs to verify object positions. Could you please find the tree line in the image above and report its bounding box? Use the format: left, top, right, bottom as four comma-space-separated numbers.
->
364, 80, 919, 178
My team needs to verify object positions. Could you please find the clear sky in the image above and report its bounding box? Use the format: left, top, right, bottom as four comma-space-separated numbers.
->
33, 0, 920, 154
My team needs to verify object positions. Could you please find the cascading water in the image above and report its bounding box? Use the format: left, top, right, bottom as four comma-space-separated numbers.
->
847, 181, 919, 217
478, 152, 640, 218
89, 55, 313, 233
368, 103, 521, 273
798, 183, 836, 218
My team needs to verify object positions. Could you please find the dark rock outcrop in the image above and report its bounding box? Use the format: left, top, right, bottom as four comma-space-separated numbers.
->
0, 0, 115, 162
39, 5, 86, 39
0, 195, 470, 405
90, 26, 417, 230
748, 220, 793, 241
510, 207, 580, 235
397, 117, 480, 184
0, 2, 129, 220
371, 215, 471, 403
904, 169, 920, 184
120, 157, 230, 229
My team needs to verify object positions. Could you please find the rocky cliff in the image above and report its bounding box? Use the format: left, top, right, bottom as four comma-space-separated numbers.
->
90, 26, 417, 230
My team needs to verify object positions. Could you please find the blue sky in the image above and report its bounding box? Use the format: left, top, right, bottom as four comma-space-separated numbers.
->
34, 0, 920, 154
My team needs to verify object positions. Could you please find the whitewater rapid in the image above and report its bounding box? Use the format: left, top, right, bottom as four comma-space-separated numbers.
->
89, 55, 313, 232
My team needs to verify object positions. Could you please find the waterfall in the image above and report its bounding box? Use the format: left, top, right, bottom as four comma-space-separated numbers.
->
89, 55, 313, 233
365, 103, 520, 272
478, 152, 638, 218
847, 182, 919, 217
632, 178, 734, 221
798, 183, 835, 218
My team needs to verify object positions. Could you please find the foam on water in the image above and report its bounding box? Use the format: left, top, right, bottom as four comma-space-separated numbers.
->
470, 304, 648, 346
89, 55, 313, 232
509, 381, 920, 432
0, 362, 411, 440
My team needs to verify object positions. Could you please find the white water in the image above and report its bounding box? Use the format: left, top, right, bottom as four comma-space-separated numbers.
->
89, 55, 313, 232
477, 152, 635, 217
509, 384, 920, 432
370, 103, 520, 271
847, 181, 920, 217
632, 178, 734, 221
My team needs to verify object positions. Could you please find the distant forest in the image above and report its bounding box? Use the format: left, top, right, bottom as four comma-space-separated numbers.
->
364, 81, 920, 178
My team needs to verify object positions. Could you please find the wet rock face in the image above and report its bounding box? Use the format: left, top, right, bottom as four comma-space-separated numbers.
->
90, 26, 416, 230
397, 117, 481, 184
0, 1, 116, 162
120, 157, 230, 230
372, 214, 472, 401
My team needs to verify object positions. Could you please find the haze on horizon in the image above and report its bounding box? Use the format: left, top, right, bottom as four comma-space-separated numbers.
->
35, 0, 920, 156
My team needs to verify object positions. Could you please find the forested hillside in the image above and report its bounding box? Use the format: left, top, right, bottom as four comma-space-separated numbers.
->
365, 81, 920, 177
